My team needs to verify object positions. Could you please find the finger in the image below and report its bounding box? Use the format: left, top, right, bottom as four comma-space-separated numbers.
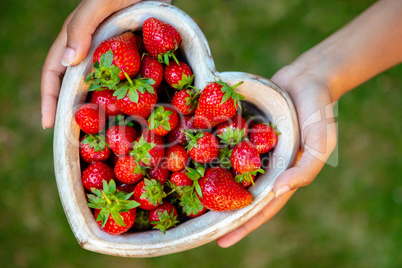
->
217, 189, 296, 248
40, 3, 85, 129
62, 0, 143, 66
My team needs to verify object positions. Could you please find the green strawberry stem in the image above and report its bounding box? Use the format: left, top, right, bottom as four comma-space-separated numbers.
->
101, 190, 112, 205
124, 71, 134, 85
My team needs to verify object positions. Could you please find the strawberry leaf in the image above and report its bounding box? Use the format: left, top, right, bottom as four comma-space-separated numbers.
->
100, 50, 114, 67
129, 88, 139, 103
113, 85, 129, 100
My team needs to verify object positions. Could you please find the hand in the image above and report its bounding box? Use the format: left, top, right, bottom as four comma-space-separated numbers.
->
217, 65, 337, 247
40, 0, 172, 129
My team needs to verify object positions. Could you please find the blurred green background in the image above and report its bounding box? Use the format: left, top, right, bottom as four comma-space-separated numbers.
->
1, 0, 401, 267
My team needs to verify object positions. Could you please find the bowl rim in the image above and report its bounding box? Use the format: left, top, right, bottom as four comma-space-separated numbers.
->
53, 1, 300, 257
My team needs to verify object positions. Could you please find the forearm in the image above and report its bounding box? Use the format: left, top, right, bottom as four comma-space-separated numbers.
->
291, 0, 402, 101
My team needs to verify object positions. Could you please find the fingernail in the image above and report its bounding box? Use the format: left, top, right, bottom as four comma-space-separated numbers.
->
42, 122, 46, 130
61, 47, 76, 66
275, 185, 291, 198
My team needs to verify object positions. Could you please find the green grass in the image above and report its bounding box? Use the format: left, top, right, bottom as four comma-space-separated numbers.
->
1, 0, 401, 267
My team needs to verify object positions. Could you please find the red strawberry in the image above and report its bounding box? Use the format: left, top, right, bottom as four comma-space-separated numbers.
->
147, 162, 170, 185
114, 155, 144, 185
82, 162, 115, 191
248, 122, 280, 154
216, 113, 249, 137
87, 180, 140, 235
231, 140, 261, 174
90, 89, 124, 117
170, 170, 193, 189
142, 17, 182, 65
216, 126, 246, 148
93, 32, 140, 80
179, 191, 208, 218
148, 106, 179, 136
194, 80, 244, 129
94, 209, 136, 235
149, 200, 179, 234
164, 61, 194, 90
231, 169, 255, 188
133, 179, 166, 210
171, 89, 199, 115
113, 75, 158, 118
79, 134, 111, 163
75, 103, 106, 134
130, 131, 165, 168
165, 145, 189, 172
169, 163, 204, 198
185, 131, 219, 164
139, 55, 164, 90
132, 209, 151, 231
134, 34, 147, 55
106, 125, 138, 156
197, 167, 252, 211
116, 182, 136, 195
166, 115, 195, 146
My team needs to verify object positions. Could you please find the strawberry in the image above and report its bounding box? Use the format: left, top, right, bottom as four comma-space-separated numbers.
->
215, 113, 249, 137
197, 167, 252, 211
147, 162, 170, 185
90, 89, 124, 117
113, 74, 157, 118
142, 17, 182, 65
231, 168, 255, 189
166, 115, 195, 146
139, 55, 164, 90
87, 180, 140, 235
147, 106, 179, 136
248, 122, 280, 154
171, 89, 199, 115
75, 103, 106, 134
216, 126, 246, 148
179, 191, 207, 218
164, 61, 194, 90
79, 134, 111, 163
168, 170, 194, 197
169, 163, 204, 198
194, 80, 245, 129
106, 124, 138, 156
116, 181, 136, 195
185, 131, 219, 164
86, 51, 121, 91
165, 145, 189, 172
130, 132, 165, 168
230, 140, 265, 185
132, 209, 151, 231
149, 200, 179, 234
82, 162, 115, 191
114, 155, 145, 185
92, 32, 140, 81
133, 179, 166, 210
134, 34, 147, 55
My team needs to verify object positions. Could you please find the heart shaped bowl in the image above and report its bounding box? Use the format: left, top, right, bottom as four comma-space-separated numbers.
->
54, 1, 300, 257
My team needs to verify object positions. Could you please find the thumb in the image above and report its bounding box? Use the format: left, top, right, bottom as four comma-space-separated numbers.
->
61, 0, 134, 66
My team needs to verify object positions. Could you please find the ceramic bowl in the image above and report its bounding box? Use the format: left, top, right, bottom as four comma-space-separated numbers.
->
53, 1, 300, 257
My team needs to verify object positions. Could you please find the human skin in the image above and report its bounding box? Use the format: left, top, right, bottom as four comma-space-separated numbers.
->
217, 0, 402, 247
40, 0, 402, 248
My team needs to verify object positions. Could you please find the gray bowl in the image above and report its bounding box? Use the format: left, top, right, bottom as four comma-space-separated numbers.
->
53, 1, 300, 257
